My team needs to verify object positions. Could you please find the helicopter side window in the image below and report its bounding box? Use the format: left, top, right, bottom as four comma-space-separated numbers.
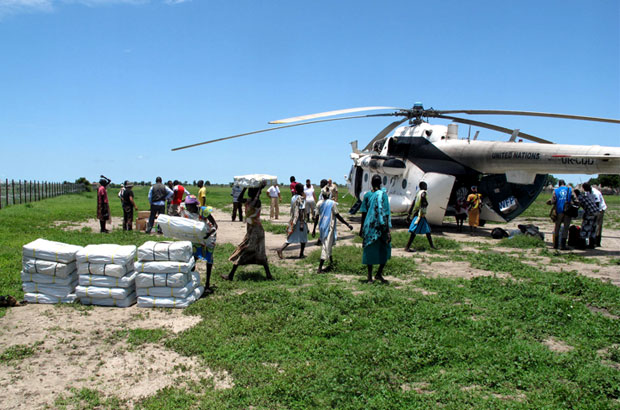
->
363, 173, 368, 183
383, 176, 388, 186
402, 179, 407, 190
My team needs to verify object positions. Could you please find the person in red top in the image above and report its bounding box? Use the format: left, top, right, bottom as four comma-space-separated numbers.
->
97, 175, 111, 233
289, 176, 297, 195
168, 180, 190, 216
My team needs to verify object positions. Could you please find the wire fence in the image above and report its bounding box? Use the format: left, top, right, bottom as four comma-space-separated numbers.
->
0, 179, 86, 210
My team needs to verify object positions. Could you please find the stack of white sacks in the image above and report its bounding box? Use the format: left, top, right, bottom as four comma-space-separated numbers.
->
75, 244, 137, 307
21, 239, 83, 304
135, 241, 203, 308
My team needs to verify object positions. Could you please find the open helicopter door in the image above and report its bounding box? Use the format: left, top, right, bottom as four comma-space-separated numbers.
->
419, 173, 456, 225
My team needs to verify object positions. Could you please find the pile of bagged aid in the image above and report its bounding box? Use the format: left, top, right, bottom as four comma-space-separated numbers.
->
75, 244, 138, 307
21, 239, 82, 304
135, 241, 203, 308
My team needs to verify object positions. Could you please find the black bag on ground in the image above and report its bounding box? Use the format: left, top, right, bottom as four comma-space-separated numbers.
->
517, 224, 544, 241
568, 225, 586, 249
491, 227, 509, 239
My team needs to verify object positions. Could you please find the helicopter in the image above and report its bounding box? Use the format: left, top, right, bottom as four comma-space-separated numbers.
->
172, 103, 620, 225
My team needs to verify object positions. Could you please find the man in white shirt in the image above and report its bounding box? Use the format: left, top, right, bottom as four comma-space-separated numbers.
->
266, 183, 282, 219
327, 179, 339, 202
584, 183, 607, 247
304, 179, 317, 222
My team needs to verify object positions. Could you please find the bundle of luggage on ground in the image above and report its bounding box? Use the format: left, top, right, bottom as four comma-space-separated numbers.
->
135, 241, 204, 308
20, 237, 202, 308
21, 239, 81, 304
75, 244, 138, 307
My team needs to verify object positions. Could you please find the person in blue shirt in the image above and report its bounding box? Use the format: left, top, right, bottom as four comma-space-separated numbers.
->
551, 179, 573, 250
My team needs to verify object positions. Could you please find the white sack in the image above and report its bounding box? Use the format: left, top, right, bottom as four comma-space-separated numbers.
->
135, 271, 191, 288
134, 258, 195, 274
137, 286, 203, 309
22, 258, 76, 278
24, 292, 77, 304
137, 272, 199, 298
137, 241, 193, 262
22, 239, 83, 264
155, 216, 208, 246
75, 285, 134, 300
78, 271, 137, 289
22, 281, 78, 298
77, 261, 133, 278
234, 174, 278, 188
80, 292, 136, 308
76, 244, 136, 266
21, 271, 78, 286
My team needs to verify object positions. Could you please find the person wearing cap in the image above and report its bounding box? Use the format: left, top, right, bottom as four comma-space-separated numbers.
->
121, 180, 138, 231
467, 186, 482, 235
97, 175, 112, 233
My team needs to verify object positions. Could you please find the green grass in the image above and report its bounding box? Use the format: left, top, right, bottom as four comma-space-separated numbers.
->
498, 235, 546, 249
0, 341, 43, 364
53, 388, 127, 410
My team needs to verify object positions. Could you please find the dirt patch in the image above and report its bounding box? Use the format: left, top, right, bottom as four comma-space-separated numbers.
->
542, 337, 574, 353
401, 381, 433, 394
0, 304, 231, 409
587, 305, 619, 320
422, 261, 514, 280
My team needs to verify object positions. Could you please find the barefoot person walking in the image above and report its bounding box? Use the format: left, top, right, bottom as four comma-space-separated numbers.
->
405, 181, 435, 252
277, 183, 309, 259
222, 182, 272, 281
312, 190, 353, 273
359, 175, 391, 283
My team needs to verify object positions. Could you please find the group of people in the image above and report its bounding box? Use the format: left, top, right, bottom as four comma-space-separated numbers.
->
95, 175, 608, 292
550, 180, 607, 249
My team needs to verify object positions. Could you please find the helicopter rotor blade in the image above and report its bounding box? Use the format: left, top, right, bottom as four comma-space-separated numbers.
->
434, 109, 620, 124
436, 114, 554, 144
171, 113, 395, 151
362, 118, 409, 151
269, 106, 403, 124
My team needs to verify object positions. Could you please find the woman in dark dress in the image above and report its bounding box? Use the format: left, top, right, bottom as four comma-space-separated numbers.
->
221, 182, 273, 281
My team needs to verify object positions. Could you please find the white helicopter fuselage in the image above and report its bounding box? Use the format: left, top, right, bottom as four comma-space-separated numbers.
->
346, 122, 620, 225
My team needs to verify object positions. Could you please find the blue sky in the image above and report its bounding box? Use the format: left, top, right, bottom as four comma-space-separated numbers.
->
0, 0, 618, 187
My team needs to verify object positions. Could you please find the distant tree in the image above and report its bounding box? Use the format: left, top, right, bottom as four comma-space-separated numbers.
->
75, 177, 91, 192
589, 174, 619, 188
545, 175, 558, 186
193, 180, 196, 186
206, 181, 211, 186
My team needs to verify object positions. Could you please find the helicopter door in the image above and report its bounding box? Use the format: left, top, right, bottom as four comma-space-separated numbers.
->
420, 173, 456, 225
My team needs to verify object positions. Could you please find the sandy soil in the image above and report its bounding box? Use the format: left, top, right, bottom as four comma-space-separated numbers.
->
3, 209, 619, 408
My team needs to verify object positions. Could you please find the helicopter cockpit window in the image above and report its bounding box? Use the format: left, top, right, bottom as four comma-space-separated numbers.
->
373, 138, 387, 153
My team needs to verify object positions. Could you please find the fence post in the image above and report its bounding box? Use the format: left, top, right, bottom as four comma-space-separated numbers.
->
5, 179, 8, 207
12, 179, 15, 206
